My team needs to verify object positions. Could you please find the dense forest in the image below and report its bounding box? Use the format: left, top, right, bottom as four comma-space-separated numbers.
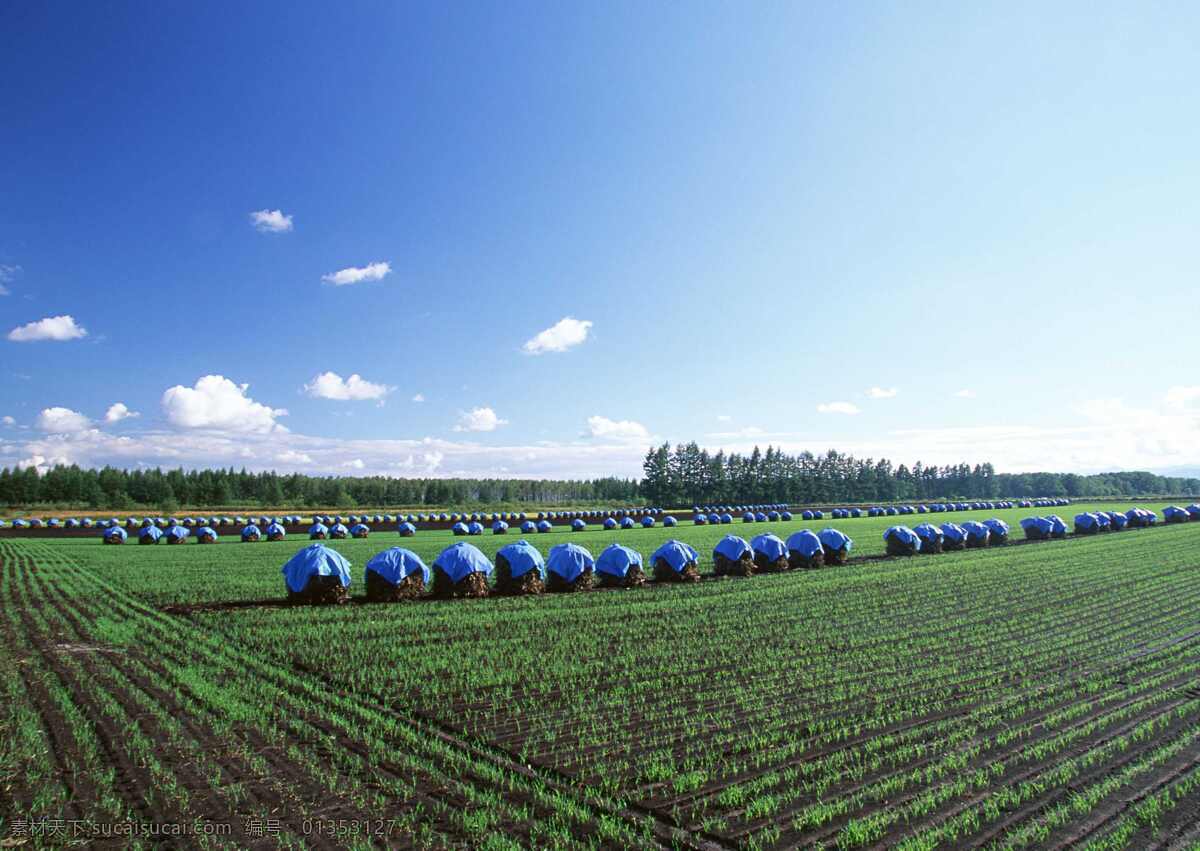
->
639, 443, 1200, 505
1, 444, 1196, 511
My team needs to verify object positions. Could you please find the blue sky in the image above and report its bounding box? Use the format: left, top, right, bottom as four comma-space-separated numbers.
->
2, 1, 1199, 479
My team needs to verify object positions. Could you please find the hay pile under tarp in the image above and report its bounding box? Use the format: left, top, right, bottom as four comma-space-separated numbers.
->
712, 534, 754, 576
537, 520, 553, 533
983, 519, 1010, 545
283, 544, 352, 605
653, 540, 700, 582
596, 543, 646, 587
365, 547, 429, 601
165, 526, 189, 545
452, 522, 469, 536
1106, 511, 1128, 531
432, 542, 492, 598
329, 523, 350, 540
103, 526, 127, 545
138, 526, 162, 545
494, 540, 546, 595
750, 533, 789, 572
1074, 513, 1101, 534
786, 529, 825, 570
492, 520, 509, 535
308, 523, 329, 540
265, 523, 286, 541
1046, 515, 1068, 539
546, 542, 595, 592
884, 525, 922, 556
397, 521, 416, 537
818, 528, 853, 565
521, 520, 537, 533
467, 521, 484, 536
350, 523, 370, 539
196, 526, 218, 544
571, 519, 587, 532
913, 523, 944, 554
961, 521, 991, 548
241, 524, 262, 542
1164, 505, 1190, 524
1019, 516, 1054, 540
1125, 508, 1157, 528
1188, 504, 1200, 522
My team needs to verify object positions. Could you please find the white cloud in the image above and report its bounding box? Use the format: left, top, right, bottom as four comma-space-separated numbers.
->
817, 401, 861, 415
1164, 386, 1200, 409
522, 317, 593, 355
274, 449, 313, 465
249, 209, 294, 233
954, 389, 977, 399
866, 387, 898, 399
321, 261, 391, 286
35, 407, 91, 434
586, 415, 650, 441
0, 265, 18, 295
16, 453, 69, 475
412, 393, 425, 403
454, 407, 508, 432
104, 402, 140, 423
342, 458, 366, 470
1, 416, 14, 426
303, 371, 393, 401
7, 315, 88, 342
161, 375, 287, 433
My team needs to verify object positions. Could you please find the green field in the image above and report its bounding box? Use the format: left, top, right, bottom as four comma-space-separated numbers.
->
4, 502, 1200, 849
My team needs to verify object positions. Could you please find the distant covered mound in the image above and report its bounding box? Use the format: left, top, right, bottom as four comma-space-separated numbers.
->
308, 522, 329, 540
537, 519, 552, 533
818, 528, 853, 564
166, 525, 190, 544
397, 521, 416, 537
283, 544, 352, 605
983, 518, 1010, 544
604, 517, 618, 530
571, 518, 587, 532
652, 540, 701, 582
138, 526, 162, 545
196, 526, 219, 544
494, 540, 546, 595
596, 543, 646, 587
365, 547, 429, 601
713, 534, 754, 577
350, 523, 370, 539
1163, 505, 1190, 524
751, 533, 789, 572
786, 529, 824, 570
103, 526, 127, 545
546, 542, 594, 592
1019, 516, 1054, 540
241, 524, 261, 542
961, 521, 990, 548
492, 520, 508, 535
432, 542, 492, 598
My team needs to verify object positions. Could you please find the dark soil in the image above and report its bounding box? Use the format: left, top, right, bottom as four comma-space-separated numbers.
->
787, 550, 825, 570
365, 570, 425, 602
822, 546, 850, 565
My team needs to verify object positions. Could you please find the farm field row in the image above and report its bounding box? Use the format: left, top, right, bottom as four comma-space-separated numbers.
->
2, 501, 1199, 848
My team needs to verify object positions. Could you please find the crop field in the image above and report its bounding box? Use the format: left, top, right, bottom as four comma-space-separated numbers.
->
4, 501, 1200, 849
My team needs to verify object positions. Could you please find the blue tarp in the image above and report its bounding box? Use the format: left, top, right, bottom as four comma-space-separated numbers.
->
1108, 512, 1128, 529
397, 522, 416, 536
743, 512, 756, 523
521, 520, 536, 533
104, 526, 127, 542
1047, 515, 1068, 535
714, 535, 753, 562
547, 543, 594, 582
719, 513, 732, 524
884, 525, 922, 549
1164, 505, 1190, 521
961, 521, 989, 541
496, 540, 545, 579
1189, 504, 1200, 518
330, 524, 349, 538
818, 528, 853, 552
241, 524, 261, 541
621, 517, 635, 529
801, 510, 814, 520
694, 514, 708, 525
786, 529, 823, 558
572, 519, 586, 531
350, 523, 370, 536
467, 521, 484, 535
139, 526, 162, 543
197, 526, 218, 541
452, 522, 469, 535
983, 519, 1010, 537
781, 511, 793, 521
433, 542, 493, 583
366, 547, 430, 586
751, 533, 787, 561
537, 519, 553, 533
914, 523, 943, 543
1075, 513, 1100, 531
652, 540, 699, 573
642, 516, 655, 527
266, 522, 286, 538
1020, 516, 1054, 535
282, 544, 352, 593
663, 516, 677, 527
308, 523, 329, 538
604, 517, 618, 529
492, 520, 508, 534
166, 525, 189, 541
596, 544, 643, 578
940, 522, 967, 543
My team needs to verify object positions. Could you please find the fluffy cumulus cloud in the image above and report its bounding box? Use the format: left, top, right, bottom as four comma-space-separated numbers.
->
161, 375, 287, 433
35, 407, 91, 433
0, 264, 18, 295
412, 393, 425, 403
454, 407, 508, 432
7, 315, 88, 342
817, 401, 861, 415
342, 458, 366, 470
274, 449, 313, 465
321, 261, 391, 286
104, 402, 140, 423
866, 387, 898, 399
249, 208, 293, 233
303, 371, 393, 401
1, 416, 14, 426
586, 415, 649, 441
522, 317, 593, 355
954, 389, 977, 399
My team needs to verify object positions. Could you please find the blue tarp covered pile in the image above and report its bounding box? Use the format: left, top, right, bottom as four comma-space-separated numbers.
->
241, 524, 262, 542
596, 543, 645, 586
1074, 513, 1102, 534
786, 529, 824, 568
138, 526, 162, 544
397, 521, 416, 537
365, 547, 429, 600
103, 525, 127, 544
712, 535, 753, 575
1164, 505, 1190, 524
282, 544, 352, 603
742, 512, 756, 523
751, 533, 788, 571
350, 523, 370, 538
432, 542, 492, 598
663, 515, 677, 527
521, 520, 536, 533
571, 518, 586, 531
1019, 516, 1054, 540
913, 523, 943, 552
961, 521, 990, 547
492, 520, 508, 535
621, 517, 635, 529
197, 526, 218, 543
652, 540, 700, 581
884, 525, 921, 555
494, 540, 546, 594
452, 521, 469, 536
537, 519, 553, 533
266, 522, 286, 540
983, 518, 1010, 544
308, 522, 329, 540
546, 543, 594, 591
166, 525, 190, 544
604, 517, 618, 530
467, 521, 484, 536
642, 516, 655, 527
818, 528, 853, 564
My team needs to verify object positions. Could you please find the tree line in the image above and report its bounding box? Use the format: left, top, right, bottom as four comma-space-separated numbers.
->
640, 443, 1200, 505
1, 447, 1196, 512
